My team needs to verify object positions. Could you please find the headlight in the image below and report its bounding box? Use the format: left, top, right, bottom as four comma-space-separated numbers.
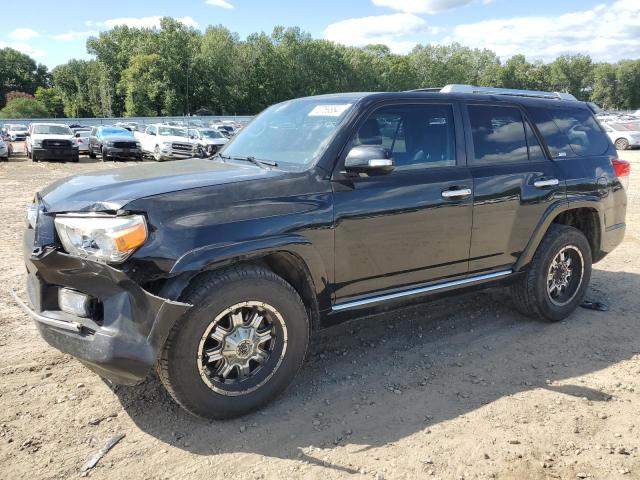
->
104, 140, 114, 147
135, 142, 141, 148
161, 141, 172, 147
54, 215, 147, 263
33, 139, 43, 147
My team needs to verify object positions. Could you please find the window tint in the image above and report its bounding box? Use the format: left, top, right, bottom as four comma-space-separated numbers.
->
353, 104, 456, 170
525, 121, 546, 162
527, 106, 608, 158
549, 108, 608, 156
468, 105, 528, 164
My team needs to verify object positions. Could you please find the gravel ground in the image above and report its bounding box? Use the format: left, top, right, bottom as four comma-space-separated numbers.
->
1, 143, 639, 480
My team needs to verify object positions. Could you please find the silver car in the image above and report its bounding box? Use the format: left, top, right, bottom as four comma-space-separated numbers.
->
603, 122, 640, 150
74, 130, 91, 153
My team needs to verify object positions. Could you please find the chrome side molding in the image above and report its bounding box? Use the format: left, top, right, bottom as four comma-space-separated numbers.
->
332, 270, 512, 312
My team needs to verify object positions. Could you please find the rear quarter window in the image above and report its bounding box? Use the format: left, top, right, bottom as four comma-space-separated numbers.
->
527, 106, 609, 158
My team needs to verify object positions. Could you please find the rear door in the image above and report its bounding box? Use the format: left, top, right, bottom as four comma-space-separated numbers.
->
463, 102, 566, 273
332, 101, 473, 302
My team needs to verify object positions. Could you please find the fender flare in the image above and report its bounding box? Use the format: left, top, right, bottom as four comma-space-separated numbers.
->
514, 199, 604, 271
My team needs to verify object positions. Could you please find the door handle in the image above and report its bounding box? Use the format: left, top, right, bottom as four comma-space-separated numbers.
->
533, 178, 559, 188
441, 188, 472, 199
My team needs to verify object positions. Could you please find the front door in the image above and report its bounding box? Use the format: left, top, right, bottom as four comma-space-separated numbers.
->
332, 101, 473, 303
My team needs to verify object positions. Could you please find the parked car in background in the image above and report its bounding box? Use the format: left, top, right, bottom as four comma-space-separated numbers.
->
26, 123, 79, 162
74, 130, 91, 154
603, 123, 640, 150
189, 128, 228, 157
7, 124, 29, 141
89, 126, 142, 161
114, 121, 141, 132
0, 136, 10, 161
134, 124, 195, 161
214, 124, 235, 137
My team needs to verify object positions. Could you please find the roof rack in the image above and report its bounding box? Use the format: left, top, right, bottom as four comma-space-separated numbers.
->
440, 84, 577, 101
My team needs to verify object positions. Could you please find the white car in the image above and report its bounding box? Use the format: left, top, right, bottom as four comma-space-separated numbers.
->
134, 124, 196, 161
7, 124, 28, 141
26, 123, 79, 162
603, 123, 640, 150
188, 128, 228, 157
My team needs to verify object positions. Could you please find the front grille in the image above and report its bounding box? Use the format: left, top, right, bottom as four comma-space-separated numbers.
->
172, 142, 193, 153
113, 141, 137, 149
42, 139, 72, 148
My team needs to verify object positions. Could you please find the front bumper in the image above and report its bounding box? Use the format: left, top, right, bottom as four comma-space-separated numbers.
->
16, 229, 190, 384
104, 147, 143, 159
33, 147, 78, 161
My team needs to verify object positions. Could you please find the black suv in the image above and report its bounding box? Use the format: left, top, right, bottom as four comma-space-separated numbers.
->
14, 85, 629, 419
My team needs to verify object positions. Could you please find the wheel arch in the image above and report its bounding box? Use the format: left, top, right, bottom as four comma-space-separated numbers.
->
515, 201, 604, 271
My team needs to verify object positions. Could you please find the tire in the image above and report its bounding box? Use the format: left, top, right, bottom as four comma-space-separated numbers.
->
100, 147, 107, 161
157, 265, 310, 419
26, 146, 31, 159
89, 149, 96, 159
511, 224, 592, 322
0, 156, 7, 162
615, 138, 630, 150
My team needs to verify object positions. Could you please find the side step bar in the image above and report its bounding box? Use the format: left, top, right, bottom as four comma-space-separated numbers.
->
332, 270, 512, 312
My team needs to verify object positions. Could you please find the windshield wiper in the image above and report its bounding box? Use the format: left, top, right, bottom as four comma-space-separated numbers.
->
219, 154, 277, 168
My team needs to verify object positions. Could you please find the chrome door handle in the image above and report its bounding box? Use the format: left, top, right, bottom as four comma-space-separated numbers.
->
442, 188, 472, 199
533, 178, 559, 188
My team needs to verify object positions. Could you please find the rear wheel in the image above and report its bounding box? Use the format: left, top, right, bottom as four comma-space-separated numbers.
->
615, 138, 630, 150
511, 225, 592, 322
157, 265, 310, 419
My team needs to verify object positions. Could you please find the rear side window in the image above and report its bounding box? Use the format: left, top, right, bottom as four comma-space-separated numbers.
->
468, 105, 528, 164
527, 106, 609, 158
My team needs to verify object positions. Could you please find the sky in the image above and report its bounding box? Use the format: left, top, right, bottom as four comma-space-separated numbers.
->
1, 0, 639, 68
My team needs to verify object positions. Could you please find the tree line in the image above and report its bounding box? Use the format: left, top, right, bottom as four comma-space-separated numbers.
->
1, 18, 639, 119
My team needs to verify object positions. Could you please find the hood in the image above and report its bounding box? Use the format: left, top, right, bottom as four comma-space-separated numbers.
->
158, 135, 194, 144
203, 138, 228, 146
103, 135, 138, 142
32, 133, 73, 140
39, 158, 283, 213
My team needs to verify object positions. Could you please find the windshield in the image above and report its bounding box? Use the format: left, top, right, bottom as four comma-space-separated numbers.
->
33, 125, 72, 135
101, 127, 133, 138
222, 97, 357, 166
9, 124, 27, 131
158, 126, 188, 137
199, 129, 224, 139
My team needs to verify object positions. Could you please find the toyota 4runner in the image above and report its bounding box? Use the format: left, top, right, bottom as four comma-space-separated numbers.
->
13, 85, 629, 419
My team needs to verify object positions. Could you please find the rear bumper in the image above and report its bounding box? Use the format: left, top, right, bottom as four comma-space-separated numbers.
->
598, 223, 625, 260
17, 230, 191, 384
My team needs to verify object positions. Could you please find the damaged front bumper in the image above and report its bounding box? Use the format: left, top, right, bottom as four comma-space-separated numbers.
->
15, 229, 191, 385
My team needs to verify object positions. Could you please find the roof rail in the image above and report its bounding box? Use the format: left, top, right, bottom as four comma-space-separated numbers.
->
440, 84, 577, 101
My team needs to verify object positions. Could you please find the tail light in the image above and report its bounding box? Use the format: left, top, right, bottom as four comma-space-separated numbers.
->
612, 159, 630, 177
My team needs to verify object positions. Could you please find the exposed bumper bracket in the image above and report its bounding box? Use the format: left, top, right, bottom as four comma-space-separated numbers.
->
9, 288, 82, 332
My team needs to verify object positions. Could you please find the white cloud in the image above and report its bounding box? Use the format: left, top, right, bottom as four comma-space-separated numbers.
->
205, 0, 234, 8
8, 28, 40, 41
94, 16, 199, 29
372, 0, 472, 14
448, 0, 640, 62
0, 41, 45, 58
50, 30, 98, 41
324, 13, 427, 53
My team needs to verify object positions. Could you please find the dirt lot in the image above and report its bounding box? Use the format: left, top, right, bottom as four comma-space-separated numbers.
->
0, 143, 639, 480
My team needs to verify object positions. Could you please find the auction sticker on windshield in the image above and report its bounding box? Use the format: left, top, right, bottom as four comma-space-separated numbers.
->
308, 104, 352, 117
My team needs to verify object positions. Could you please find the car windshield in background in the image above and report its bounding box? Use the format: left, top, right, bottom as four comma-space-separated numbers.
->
159, 127, 187, 137
33, 125, 72, 135
222, 97, 358, 166
102, 128, 134, 138
9, 125, 27, 131
199, 129, 224, 139
78, 131, 90, 137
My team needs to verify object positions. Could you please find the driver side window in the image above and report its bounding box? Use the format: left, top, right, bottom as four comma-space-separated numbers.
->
352, 104, 456, 171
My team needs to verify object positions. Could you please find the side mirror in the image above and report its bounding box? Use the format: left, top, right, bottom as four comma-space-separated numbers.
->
344, 145, 394, 175
75, 133, 80, 138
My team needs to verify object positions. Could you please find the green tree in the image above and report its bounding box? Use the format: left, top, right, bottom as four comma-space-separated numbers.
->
35, 87, 65, 117
121, 54, 165, 116
0, 97, 49, 118
0, 48, 49, 108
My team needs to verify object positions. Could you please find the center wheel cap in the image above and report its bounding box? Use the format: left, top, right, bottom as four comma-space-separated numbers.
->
236, 339, 254, 359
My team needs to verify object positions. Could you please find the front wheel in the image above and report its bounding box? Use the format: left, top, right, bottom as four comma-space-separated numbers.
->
157, 265, 310, 419
615, 138, 630, 151
511, 225, 592, 322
